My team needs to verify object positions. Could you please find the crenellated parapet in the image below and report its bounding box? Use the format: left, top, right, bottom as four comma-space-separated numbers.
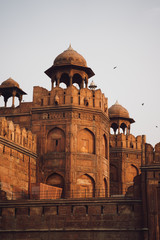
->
110, 133, 145, 150
145, 142, 160, 165
0, 117, 37, 153
33, 85, 108, 115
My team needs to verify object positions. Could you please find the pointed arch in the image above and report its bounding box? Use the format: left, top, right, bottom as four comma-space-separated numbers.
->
60, 73, 70, 87
110, 122, 118, 134
46, 173, 64, 198
126, 164, 139, 183
120, 122, 127, 134
78, 128, 95, 154
73, 73, 83, 89
47, 127, 65, 152
76, 174, 95, 198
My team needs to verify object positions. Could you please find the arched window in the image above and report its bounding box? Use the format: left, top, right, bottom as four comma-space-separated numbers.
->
78, 128, 95, 154
47, 128, 65, 152
76, 174, 95, 198
103, 134, 108, 159
46, 173, 64, 198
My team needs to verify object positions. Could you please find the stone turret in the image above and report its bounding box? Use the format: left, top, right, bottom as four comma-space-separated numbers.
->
0, 78, 26, 107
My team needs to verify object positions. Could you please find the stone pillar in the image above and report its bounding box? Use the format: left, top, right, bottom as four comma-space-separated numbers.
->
85, 78, 88, 88
51, 80, 54, 90
118, 126, 120, 134
56, 77, 60, 87
4, 97, 8, 107
69, 75, 73, 86
80, 79, 84, 89
18, 95, 22, 105
12, 91, 16, 107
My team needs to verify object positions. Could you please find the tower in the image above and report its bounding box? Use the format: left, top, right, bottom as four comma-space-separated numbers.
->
32, 45, 110, 198
109, 101, 144, 195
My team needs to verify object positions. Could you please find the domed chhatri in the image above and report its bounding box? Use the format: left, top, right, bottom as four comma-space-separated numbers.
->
45, 45, 95, 89
54, 44, 87, 68
0, 77, 26, 107
1, 77, 20, 88
109, 100, 130, 119
109, 101, 135, 135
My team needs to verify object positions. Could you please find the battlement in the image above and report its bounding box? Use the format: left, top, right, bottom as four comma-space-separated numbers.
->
145, 142, 160, 165
0, 117, 36, 153
33, 85, 108, 115
0, 198, 143, 240
110, 133, 146, 150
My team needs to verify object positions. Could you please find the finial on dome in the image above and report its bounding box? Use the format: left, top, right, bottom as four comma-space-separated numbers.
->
67, 43, 73, 51
115, 100, 119, 105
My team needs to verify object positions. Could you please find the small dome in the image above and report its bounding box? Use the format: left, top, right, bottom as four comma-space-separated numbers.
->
1, 78, 19, 88
89, 80, 97, 89
53, 44, 87, 67
109, 101, 129, 119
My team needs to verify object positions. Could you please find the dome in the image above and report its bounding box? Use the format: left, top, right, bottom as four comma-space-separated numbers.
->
109, 101, 130, 119
1, 78, 19, 88
53, 45, 87, 67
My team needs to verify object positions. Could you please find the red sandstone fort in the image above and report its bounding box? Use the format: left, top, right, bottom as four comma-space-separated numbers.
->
0, 45, 159, 239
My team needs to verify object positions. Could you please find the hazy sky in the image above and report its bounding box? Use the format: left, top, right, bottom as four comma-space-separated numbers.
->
0, 0, 160, 146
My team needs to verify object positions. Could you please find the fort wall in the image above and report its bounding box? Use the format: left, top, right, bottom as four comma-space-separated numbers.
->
0, 198, 144, 240
0, 117, 37, 199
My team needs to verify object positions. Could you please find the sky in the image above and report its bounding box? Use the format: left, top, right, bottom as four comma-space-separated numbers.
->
0, 0, 160, 146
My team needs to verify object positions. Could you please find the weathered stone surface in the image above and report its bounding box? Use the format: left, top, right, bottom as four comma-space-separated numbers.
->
0, 46, 159, 239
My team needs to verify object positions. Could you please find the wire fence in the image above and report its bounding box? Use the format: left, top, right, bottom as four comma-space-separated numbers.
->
3, 189, 112, 201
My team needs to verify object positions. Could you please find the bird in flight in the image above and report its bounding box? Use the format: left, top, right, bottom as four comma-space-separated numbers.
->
156, 126, 158, 128
142, 103, 144, 106
113, 66, 117, 69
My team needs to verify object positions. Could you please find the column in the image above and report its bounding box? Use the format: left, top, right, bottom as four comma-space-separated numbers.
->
56, 77, 60, 87
18, 95, 22, 105
69, 75, 73, 86
4, 97, 8, 107
12, 91, 16, 107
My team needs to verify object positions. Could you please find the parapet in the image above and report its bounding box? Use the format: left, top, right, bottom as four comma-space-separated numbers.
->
110, 133, 144, 150
33, 85, 108, 115
145, 142, 160, 165
0, 117, 37, 153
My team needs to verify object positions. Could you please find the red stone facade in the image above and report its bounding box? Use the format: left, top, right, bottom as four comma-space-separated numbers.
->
0, 45, 159, 239
0, 118, 37, 200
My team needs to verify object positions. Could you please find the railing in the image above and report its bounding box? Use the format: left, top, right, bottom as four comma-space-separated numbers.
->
1, 189, 129, 201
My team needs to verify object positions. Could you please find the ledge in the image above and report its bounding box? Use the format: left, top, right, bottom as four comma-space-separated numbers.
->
0, 136, 37, 159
